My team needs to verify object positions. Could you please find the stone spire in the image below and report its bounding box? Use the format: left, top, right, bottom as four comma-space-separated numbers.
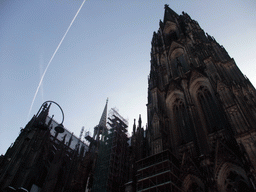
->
93, 98, 108, 141
133, 119, 136, 135
138, 114, 142, 129
98, 98, 108, 129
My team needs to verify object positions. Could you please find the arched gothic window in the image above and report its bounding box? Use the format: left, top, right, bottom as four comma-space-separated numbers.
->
173, 99, 193, 145
170, 50, 189, 79
197, 86, 221, 133
224, 171, 251, 192
183, 174, 205, 192
217, 163, 252, 192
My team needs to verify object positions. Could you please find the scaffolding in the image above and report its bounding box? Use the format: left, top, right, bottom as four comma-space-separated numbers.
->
91, 109, 129, 192
136, 150, 183, 192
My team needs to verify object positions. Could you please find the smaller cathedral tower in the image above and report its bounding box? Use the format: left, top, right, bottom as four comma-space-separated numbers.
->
92, 98, 108, 142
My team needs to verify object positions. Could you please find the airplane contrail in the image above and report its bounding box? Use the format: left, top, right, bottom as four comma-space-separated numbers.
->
39, 53, 44, 103
27, 0, 86, 121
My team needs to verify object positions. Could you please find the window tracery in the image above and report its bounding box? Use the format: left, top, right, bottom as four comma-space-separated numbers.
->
183, 174, 205, 192
172, 98, 192, 145
197, 86, 221, 134
224, 171, 250, 192
170, 48, 189, 78
217, 163, 252, 192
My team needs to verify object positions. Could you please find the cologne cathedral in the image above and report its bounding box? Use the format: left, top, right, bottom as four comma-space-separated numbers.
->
1, 5, 256, 192
126, 5, 256, 192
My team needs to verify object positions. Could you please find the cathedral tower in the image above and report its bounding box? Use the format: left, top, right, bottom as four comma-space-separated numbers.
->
145, 5, 256, 191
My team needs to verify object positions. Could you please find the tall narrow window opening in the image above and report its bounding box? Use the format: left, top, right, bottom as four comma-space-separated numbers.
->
197, 86, 222, 133
173, 99, 192, 145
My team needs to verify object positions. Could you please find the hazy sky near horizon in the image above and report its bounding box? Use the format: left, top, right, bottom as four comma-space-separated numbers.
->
1, 0, 256, 154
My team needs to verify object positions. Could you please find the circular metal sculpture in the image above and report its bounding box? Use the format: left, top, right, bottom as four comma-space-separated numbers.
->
36, 100, 65, 132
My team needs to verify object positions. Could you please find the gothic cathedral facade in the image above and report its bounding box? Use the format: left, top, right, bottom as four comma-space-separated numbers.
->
144, 5, 256, 192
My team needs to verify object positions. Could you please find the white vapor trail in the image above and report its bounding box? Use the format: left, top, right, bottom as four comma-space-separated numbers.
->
27, 0, 86, 120
39, 53, 44, 103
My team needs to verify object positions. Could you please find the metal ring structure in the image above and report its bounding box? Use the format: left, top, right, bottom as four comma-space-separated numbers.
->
36, 100, 64, 125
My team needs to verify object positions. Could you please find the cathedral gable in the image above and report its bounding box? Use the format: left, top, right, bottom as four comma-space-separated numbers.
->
163, 21, 178, 35
166, 80, 183, 98
188, 69, 208, 92
181, 152, 201, 176
214, 139, 241, 177
167, 43, 192, 78
168, 42, 184, 57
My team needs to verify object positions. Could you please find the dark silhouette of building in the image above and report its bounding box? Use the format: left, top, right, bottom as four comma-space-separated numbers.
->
1, 5, 256, 192
125, 5, 256, 192
0, 99, 129, 192
0, 103, 90, 192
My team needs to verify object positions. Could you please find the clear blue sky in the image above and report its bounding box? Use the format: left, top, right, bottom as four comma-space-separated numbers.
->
1, 0, 256, 155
